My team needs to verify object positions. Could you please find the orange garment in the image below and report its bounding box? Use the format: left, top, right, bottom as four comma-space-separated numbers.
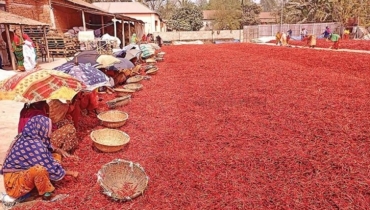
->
4, 165, 55, 199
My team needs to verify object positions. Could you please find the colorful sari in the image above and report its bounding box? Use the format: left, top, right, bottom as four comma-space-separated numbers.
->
12, 35, 25, 70
1, 115, 66, 199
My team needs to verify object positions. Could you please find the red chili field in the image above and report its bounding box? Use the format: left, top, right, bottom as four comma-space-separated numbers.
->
16, 43, 370, 209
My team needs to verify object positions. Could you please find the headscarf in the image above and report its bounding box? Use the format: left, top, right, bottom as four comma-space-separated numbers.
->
18, 101, 49, 133
1, 115, 66, 181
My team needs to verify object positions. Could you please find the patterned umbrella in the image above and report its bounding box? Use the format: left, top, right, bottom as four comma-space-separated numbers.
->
0, 70, 85, 103
107, 58, 134, 71
53, 63, 111, 91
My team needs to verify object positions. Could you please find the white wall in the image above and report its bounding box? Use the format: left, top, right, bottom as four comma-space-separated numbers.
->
126, 14, 163, 34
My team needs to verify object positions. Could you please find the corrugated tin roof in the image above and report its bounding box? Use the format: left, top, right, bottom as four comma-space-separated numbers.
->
52, 0, 143, 23
0, 10, 49, 26
92, 2, 156, 14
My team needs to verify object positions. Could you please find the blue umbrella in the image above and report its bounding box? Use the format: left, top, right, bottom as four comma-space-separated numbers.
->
107, 58, 134, 71
53, 63, 111, 91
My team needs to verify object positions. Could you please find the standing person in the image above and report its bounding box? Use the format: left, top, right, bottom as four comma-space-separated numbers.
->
0, 38, 9, 67
12, 28, 26, 71
1, 31, 15, 66
130, 33, 138, 44
147, 33, 152, 43
286, 29, 293, 44
0, 115, 78, 203
300, 28, 307, 40
322, 26, 331, 39
328, 33, 341, 50
343, 29, 350, 40
23, 40, 37, 71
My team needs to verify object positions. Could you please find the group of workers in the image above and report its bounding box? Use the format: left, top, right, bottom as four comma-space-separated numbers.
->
276, 26, 344, 50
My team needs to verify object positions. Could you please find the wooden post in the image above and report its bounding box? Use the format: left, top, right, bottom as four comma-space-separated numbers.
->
122, 21, 125, 47
128, 21, 131, 40
82, 10, 86, 31
5, 24, 16, 70
20, 25, 24, 35
43, 26, 50, 63
101, 15, 105, 34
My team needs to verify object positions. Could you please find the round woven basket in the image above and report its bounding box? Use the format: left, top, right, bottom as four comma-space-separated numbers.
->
123, 83, 143, 91
98, 159, 149, 201
126, 75, 144, 84
98, 110, 129, 128
146, 67, 159, 75
90, 129, 130, 153
144, 65, 156, 71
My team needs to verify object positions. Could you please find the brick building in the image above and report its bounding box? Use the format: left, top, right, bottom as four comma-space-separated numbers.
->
3, 0, 143, 45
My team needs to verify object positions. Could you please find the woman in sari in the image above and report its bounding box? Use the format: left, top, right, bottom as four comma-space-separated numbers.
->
1, 115, 78, 203
12, 29, 25, 71
12, 29, 36, 71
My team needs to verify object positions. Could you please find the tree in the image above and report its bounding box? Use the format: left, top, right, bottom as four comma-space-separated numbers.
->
282, 0, 334, 23
260, 0, 278, 12
240, 1, 262, 25
195, 0, 210, 10
157, 0, 177, 20
209, 0, 242, 30
331, 0, 367, 26
167, 3, 204, 31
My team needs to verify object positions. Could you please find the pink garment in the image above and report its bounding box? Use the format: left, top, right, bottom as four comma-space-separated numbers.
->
18, 109, 48, 133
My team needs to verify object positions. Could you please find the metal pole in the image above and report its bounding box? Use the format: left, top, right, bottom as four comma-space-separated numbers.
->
280, 0, 283, 32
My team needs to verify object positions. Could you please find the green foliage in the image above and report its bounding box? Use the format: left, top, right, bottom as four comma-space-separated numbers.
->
283, 0, 369, 25
240, 2, 262, 25
167, 3, 204, 31
209, 0, 242, 30
260, 0, 278, 12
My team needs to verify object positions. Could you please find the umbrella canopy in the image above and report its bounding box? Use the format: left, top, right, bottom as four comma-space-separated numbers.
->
107, 58, 134, 71
125, 49, 141, 61
67, 50, 101, 67
0, 70, 85, 103
53, 63, 111, 91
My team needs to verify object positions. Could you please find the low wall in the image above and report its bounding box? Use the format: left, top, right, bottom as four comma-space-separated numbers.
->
153, 30, 244, 42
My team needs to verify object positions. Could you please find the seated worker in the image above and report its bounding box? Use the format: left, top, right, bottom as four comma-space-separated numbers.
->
303, 35, 317, 48
0, 115, 78, 203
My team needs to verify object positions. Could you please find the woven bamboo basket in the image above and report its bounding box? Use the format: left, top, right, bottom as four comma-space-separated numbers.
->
90, 129, 130, 153
126, 75, 144, 84
98, 110, 129, 128
97, 159, 149, 201
123, 83, 143, 91
144, 65, 156, 71
145, 58, 156, 65
156, 52, 165, 58
146, 67, 159, 75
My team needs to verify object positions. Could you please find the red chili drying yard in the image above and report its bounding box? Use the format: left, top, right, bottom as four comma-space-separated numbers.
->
16, 43, 370, 209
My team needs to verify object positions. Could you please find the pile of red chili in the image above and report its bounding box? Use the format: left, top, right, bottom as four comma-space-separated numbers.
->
15, 43, 370, 209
